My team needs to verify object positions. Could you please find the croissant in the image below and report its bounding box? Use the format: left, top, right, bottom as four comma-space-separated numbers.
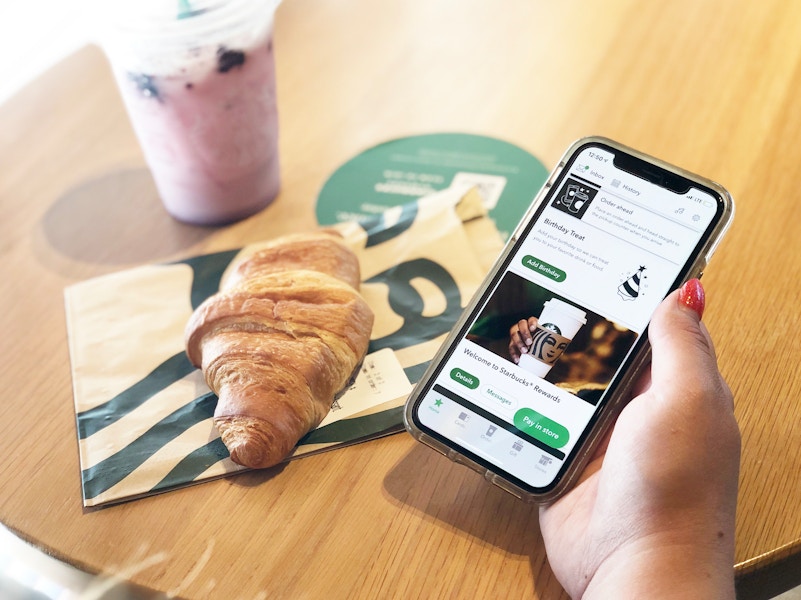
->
184, 232, 374, 468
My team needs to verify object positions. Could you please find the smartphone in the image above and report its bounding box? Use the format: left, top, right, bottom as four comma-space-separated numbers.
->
403, 136, 734, 503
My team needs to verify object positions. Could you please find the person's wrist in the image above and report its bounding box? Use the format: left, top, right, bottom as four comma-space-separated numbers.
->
581, 527, 735, 600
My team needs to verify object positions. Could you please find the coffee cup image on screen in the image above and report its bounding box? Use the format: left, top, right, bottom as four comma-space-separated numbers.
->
517, 298, 587, 377
466, 272, 637, 405
562, 184, 590, 214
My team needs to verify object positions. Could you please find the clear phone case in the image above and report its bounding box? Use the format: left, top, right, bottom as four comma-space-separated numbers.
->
403, 136, 734, 504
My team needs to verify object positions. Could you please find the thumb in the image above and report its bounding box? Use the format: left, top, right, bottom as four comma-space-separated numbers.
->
647, 279, 729, 404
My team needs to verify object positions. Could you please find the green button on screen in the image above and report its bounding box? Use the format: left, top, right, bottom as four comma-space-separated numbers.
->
522, 255, 566, 282
450, 368, 479, 389
513, 408, 569, 448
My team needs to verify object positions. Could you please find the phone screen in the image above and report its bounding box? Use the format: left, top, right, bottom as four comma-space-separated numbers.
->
406, 139, 729, 495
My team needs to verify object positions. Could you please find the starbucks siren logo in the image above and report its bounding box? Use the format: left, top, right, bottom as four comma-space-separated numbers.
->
529, 323, 570, 365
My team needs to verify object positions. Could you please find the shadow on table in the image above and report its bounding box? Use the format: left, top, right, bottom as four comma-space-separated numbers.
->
384, 445, 540, 554
220, 462, 289, 489
383, 444, 567, 597
36, 167, 212, 270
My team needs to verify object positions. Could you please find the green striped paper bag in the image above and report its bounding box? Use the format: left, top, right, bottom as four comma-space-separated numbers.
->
65, 184, 505, 507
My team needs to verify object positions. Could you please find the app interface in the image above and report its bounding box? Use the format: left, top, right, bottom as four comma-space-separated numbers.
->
416, 145, 721, 489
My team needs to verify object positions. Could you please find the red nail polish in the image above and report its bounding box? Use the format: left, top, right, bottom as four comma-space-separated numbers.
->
679, 279, 705, 319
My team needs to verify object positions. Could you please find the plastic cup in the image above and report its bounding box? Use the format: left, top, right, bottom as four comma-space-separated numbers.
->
96, 0, 282, 225
518, 298, 587, 377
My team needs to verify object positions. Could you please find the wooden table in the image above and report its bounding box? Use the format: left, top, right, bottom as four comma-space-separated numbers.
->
2, 0, 800, 597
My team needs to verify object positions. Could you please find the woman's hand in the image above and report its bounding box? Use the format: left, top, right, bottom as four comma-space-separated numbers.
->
509, 317, 538, 363
538, 280, 740, 599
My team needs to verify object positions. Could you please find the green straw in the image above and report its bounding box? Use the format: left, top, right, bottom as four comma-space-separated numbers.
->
178, 0, 193, 19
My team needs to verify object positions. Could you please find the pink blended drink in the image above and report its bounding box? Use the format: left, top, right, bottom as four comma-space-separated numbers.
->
100, 0, 281, 225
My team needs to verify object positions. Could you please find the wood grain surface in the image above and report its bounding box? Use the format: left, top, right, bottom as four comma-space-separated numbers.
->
1, 0, 800, 597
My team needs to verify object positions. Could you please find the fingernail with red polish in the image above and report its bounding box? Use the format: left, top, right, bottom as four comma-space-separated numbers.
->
679, 279, 705, 319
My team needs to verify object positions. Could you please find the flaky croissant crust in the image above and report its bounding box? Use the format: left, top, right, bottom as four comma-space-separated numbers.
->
184, 233, 374, 468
